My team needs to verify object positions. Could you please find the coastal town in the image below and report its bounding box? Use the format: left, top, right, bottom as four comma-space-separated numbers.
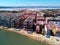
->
0, 9, 60, 45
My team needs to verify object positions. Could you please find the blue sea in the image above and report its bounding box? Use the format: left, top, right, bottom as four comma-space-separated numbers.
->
0, 6, 60, 11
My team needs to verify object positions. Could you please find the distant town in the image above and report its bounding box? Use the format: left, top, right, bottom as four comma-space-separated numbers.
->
0, 9, 60, 34
0, 9, 60, 45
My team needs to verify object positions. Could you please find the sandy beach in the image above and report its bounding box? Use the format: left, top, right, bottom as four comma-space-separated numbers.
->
0, 26, 60, 45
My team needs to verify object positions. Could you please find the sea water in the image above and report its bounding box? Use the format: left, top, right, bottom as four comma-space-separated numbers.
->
0, 30, 48, 45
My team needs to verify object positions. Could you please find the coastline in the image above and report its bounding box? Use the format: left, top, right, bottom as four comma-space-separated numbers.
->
0, 26, 60, 45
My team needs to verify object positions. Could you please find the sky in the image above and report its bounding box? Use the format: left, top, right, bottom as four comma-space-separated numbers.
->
0, 0, 60, 6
